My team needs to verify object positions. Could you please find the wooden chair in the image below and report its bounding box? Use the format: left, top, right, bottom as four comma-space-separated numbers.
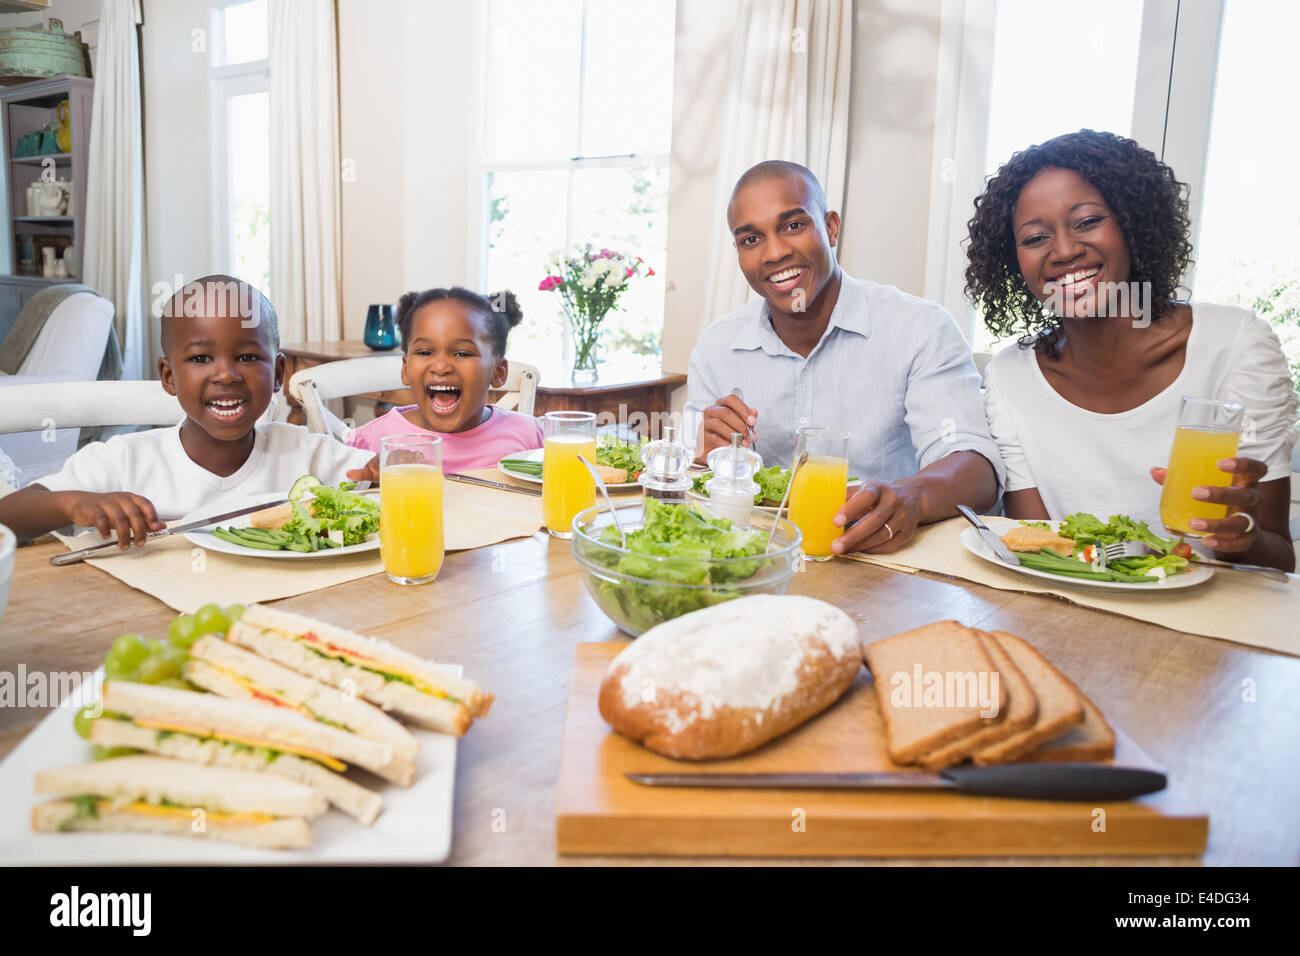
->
288, 355, 539, 440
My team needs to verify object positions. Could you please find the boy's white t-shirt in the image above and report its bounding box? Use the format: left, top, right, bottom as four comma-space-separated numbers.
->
39, 422, 376, 521
984, 303, 1299, 532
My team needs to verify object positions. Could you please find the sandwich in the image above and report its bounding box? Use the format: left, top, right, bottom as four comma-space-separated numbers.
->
89, 681, 412, 826
33, 755, 325, 849
184, 635, 419, 763
227, 605, 492, 736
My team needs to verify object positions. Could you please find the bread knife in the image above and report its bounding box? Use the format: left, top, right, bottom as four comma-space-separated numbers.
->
50, 498, 290, 566
955, 505, 1021, 566
626, 764, 1167, 801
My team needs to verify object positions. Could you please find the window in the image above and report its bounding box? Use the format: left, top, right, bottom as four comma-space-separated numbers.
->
210, 0, 270, 297
926, 0, 1300, 393
1192, 0, 1300, 391
479, 0, 675, 376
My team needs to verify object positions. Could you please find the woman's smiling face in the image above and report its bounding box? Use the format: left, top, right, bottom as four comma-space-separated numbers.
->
401, 300, 508, 433
1012, 166, 1133, 318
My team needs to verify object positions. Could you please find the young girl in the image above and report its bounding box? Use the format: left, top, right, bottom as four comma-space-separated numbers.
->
347, 288, 543, 471
965, 129, 1297, 571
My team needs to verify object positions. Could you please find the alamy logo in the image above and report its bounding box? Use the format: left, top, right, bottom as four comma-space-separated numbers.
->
889, 666, 1000, 718
49, 886, 151, 936
0, 667, 100, 711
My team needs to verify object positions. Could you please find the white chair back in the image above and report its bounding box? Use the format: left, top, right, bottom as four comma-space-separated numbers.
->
0, 381, 183, 434
288, 355, 540, 439
14, 291, 114, 380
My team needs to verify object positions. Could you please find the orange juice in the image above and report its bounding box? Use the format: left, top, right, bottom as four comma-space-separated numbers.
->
380, 463, 444, 581
788, 455, 849, 558
543, 435, 597, 536
1159, 426, 1240, 536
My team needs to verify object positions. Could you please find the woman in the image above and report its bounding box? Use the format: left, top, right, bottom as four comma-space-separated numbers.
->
965, 129, 1297, 571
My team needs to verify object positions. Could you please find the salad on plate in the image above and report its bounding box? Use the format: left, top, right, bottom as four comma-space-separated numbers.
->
1001, 512, 1194, 584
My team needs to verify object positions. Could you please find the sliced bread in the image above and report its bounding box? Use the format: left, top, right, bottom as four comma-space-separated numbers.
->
915, 630, 1040, 770
1020, 685, 1115, 762
971, 631, 1084, 765
863, 620, 1006, 765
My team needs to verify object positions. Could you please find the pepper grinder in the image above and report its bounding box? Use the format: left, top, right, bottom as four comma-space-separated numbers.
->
638, 425, 693, 505
705, 433, 762, 527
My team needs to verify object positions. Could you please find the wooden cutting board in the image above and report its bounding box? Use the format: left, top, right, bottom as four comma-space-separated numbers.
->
556, 642, 1209, 858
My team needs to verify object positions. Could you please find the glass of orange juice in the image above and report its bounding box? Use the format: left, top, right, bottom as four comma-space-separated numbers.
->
1159, 397, 1244, 537
543, 411, 597, 538
788, 427, 850, 561
379, 435, 444, 585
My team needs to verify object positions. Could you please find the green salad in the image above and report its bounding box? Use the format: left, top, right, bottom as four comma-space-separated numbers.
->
501, 437, 648, 481
691, 464, 792, 505
1015, 512, 1190, 583
581, 498, 777, 634
213, 475, 380, 552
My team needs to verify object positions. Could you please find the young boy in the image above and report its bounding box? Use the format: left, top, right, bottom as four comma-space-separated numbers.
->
0, 275, 376, 548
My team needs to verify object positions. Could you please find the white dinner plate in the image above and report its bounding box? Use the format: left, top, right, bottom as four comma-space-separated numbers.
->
960, 517, 1214, 592
182, 493, 381, 560
498, 447, 640, 490
0, 668, 459, 865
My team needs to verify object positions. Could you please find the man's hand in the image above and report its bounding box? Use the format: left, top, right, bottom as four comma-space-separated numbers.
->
346, 456, 381, 486
64, 491, 164, 549
700, 393, 757, 459
830, 480, 923, 554
1150, 456, 1267, 553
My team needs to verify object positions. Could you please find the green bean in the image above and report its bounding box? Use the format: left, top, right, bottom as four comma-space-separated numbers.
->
212, 528, 283, 551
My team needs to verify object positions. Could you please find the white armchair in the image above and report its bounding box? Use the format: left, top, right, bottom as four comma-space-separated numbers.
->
288, 355, 540, 441
0, 291, 115, 486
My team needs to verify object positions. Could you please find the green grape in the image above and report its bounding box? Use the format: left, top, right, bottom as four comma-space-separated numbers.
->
91, 745, 136, 760
192, 603, 230, 637
103, 657, 136, 682
167, 615, 199, 649
108, 633, 149, 669
225, 604, 246, 624
137, 653, 177, 684
156, 677, 190, 689
147, 638, 169, 656
73, 705, 97, 740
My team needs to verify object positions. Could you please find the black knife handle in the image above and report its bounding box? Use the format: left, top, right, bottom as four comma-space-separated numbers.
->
941, 763, 1167, 801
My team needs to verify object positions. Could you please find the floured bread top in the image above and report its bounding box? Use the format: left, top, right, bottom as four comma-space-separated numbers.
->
607, 595, 859, 731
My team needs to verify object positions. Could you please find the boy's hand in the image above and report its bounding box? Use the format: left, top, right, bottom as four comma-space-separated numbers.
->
346, 456, 381, 486
700, 393, 758, 458
65, 491, 164, 549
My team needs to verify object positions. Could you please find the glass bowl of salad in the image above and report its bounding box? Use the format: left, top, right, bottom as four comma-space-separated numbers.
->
571, 499, 803, 636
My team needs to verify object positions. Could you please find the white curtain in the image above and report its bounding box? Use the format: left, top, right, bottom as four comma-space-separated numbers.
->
268, 0, 343, 343
83, 0, 146, 379
698, 0, 853, 337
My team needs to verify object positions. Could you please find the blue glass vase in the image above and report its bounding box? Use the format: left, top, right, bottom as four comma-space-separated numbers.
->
363, 304, 398, 350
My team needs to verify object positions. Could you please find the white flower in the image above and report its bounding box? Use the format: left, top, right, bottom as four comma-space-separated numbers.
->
608, 270, 628, 288
579, 273, 597, 290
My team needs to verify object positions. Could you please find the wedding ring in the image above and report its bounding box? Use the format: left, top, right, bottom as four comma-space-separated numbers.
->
884, 522, 894, 541
1237, 512, 1257, 534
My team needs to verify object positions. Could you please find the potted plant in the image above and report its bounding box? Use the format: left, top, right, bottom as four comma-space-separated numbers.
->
539, 245, 653, 383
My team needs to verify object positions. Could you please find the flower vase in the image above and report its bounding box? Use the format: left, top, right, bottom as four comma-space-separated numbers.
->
569, 315, 601, 384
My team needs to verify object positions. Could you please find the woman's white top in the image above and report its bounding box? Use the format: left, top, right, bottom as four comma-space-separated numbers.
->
984, 303, 1298, 530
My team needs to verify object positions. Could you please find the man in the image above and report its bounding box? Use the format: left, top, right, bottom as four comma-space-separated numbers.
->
687, 161, 1002, 554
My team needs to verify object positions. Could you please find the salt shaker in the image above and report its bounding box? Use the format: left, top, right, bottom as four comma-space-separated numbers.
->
705, 434, 761, 528
638, 426, 692, 504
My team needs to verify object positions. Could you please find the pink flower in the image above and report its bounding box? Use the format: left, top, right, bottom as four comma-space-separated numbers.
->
538, 276, 562, 292
599, 248, 613, 259
625, 267, 635, 277
647, 267, 656, 276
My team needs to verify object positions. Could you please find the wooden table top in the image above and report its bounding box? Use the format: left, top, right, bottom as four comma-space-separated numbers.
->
3, 533, 1298, 866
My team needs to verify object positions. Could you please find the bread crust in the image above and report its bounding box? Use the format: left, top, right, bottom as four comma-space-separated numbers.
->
1019, 681, 1115, 763
33, 801, 312, 849
972, 631, 1085, 765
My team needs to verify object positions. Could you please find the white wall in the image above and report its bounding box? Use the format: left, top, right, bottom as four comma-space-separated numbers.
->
140, 0, 212, 366
338, 0, 478, 340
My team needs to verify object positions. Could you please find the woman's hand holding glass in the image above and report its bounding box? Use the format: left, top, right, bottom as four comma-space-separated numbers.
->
1150, 456, 1267, 552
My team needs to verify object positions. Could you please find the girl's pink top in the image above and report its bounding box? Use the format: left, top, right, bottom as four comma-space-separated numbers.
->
347, 405, 544, 472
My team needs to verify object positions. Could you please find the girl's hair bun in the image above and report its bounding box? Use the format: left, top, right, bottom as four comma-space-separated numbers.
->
487, 290, 523, 328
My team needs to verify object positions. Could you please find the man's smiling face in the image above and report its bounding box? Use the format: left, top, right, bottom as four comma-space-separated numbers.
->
728, 174, 841, 319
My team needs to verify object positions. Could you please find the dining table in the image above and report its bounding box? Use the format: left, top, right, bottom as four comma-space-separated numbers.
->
2, 530, 1298, 866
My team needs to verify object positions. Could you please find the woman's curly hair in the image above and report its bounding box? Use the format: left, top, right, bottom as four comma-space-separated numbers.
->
963, 129, 1193, 358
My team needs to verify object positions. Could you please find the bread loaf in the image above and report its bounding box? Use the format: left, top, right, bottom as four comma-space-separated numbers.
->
598, 595, 861, 760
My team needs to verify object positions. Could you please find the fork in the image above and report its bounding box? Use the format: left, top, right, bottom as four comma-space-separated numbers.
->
1101, 540, 1289, 582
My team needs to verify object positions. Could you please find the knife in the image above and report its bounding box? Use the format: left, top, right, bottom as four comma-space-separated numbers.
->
446, 473, 543, 496
955, 504, 1021, 567
50, 498, 290, 566
627, 763, 1166, 802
